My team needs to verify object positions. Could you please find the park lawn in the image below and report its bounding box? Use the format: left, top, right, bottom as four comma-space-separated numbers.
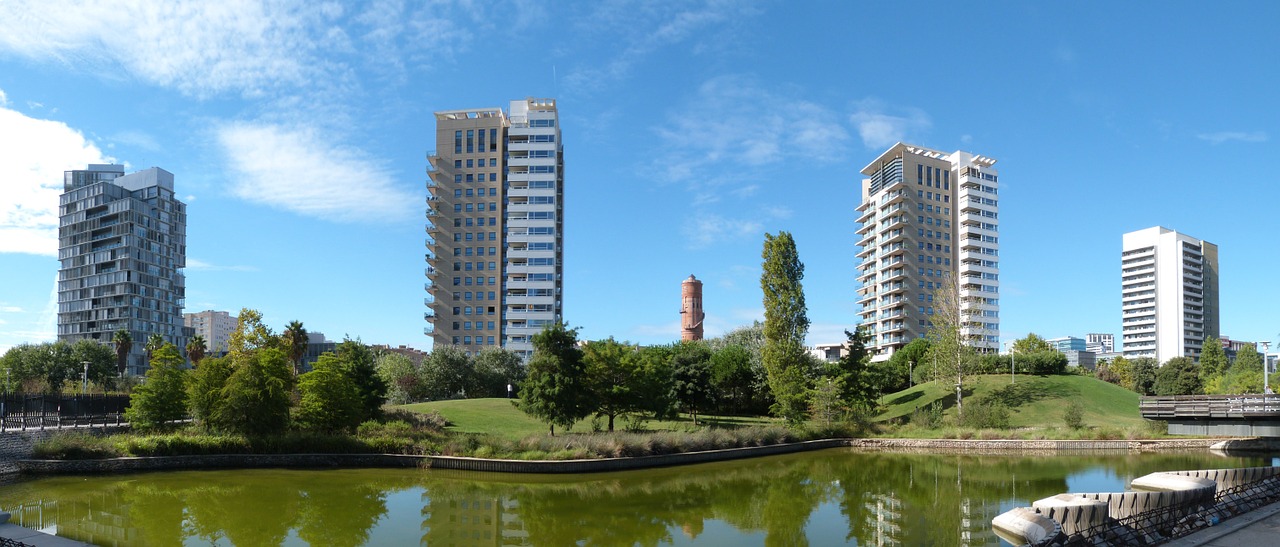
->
400, 398, 780, 440
875, 374, 1146, 430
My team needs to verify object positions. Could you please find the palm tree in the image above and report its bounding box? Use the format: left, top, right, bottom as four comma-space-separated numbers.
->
186, 335, 207, 367
112, 330, 132, 376
145, 333, 165, 365
283, 320, 309, 375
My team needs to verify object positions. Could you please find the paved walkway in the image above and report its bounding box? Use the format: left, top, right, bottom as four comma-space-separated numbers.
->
0, 513, 91, 547
1166, 500, 1280, 546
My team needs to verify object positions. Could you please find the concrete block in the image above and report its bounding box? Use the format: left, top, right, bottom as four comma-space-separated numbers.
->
1032, 494, 1108, 536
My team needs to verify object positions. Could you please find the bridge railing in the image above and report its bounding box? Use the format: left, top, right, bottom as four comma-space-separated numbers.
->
1139, 394, 1280, 420
0, 393, 130, 432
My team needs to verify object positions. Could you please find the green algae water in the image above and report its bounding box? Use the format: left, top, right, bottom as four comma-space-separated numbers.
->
0, 449, 1274, 546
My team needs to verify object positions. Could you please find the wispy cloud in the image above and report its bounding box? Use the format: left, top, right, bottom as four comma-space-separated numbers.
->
682, 213, 763, 250
186, 258, 258, 272
848, 98, 932, 149
108, 130, 163, 152
217, 121, 417, 223
0, 99, 113, 256
1196, 131, 1268, 145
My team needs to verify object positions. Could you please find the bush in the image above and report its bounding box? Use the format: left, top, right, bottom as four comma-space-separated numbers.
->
911, 401, 944, 429
1064, 400, 1085, 429
959, 400, 1009, 430
32, 432, 121, 460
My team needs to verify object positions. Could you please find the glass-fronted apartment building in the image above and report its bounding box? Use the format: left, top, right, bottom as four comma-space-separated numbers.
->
58, 164, 187, 374
425, 98, 564, 358
855, 143, 1001, 360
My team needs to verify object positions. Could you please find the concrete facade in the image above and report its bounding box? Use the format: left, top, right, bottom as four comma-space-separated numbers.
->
57, 165, 187, 375
425, 99, 564, 358
1121, 227, 1219, 364
1086, 333, 1114, 354
183, 309, 236, 355
856, 143, 1000, 360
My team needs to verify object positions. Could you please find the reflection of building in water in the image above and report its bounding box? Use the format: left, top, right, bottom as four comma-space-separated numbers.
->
863, 493, 902, 546
5, 497, 139, 546
958, 497, 1002, 546
421, 493, 531, 546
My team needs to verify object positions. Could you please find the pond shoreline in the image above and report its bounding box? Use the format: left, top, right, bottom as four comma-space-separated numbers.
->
17, 436, 1271, 475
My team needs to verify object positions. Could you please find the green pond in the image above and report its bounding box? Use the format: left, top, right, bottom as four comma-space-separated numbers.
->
0, 449, 1275, 546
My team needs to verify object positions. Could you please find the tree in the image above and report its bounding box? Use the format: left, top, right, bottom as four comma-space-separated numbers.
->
71, 339, 116, 391
228, 308, 278, 357
375, 353, 419, 405
760, 231, 811, 425
186, 335, 208, 368
419, 345, 473, 400
671, 341, 715, 425
1130, 357, 1158, 395
1154, 357, 1202, 396
471, 347, 526, 398
335, 338, 387, 421
187, 356, 233, 428
705, 323, 771, 415
1107, 355, 1134, 389
884, 338, 930, 391
925, 276, 975, 416
295, 353, 362, 433
1221, 345, 1264, 394
516, 322, 588, 435
827, 328, 881, 412
125, 343, 189, 430
282, 320, 309, 375
635, 344, 678, 419
582, 338, 646, 431
1199, 337, 1228, 382
1012, 333, 1055, 354
112, 329, 133, 376
213, 347, 295, 435
145, 333, 165, 365
809, 377, 845, 427
709, 345, 754, 415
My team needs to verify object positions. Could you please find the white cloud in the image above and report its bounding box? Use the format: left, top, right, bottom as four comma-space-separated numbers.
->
109, 130, 163, 152
0, 89, 7, 106
0, 101, 113, 256
0, 306, 22, 313
848, 99, 932, 149
683, 213, 762, 250
186, 258, 258, 272
1196, 131, 1268, 145
217, 121, 417, 223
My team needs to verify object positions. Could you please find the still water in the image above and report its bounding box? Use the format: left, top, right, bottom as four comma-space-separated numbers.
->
0, 449, 1274, 546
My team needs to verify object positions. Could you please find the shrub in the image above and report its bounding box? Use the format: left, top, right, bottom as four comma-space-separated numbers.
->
959, 399, 1009, 430
911, 401, 944, 429
1063, 400, 1085, 429
32, 432, 121, 460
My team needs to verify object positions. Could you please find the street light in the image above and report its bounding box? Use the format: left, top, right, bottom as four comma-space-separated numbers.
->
1004, 341, 1015, 384
1262, 341, 1272, 396
81, 361, 90, 396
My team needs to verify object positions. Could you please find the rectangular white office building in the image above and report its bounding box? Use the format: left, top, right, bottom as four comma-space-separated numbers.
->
1120, 226, 1219, 363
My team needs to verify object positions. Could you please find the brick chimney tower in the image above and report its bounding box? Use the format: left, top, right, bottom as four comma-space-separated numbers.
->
680, 275, 704, 341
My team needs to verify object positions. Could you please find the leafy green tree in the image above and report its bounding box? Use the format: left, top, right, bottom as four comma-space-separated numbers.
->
471, 347, 526, 398
213, 347, 295, 435
1108, 355, 1134, 389
1130, 357, 1158, 395
709, 345, 754, 414
635, 344, 677, 419
145, 333, 165, 365
582, 338, 645, 431
295, 353, 362, 433
375, 353, 419, 405
926, 276, 976, 416
809, 377, 845, 427
228, 308, 278, 357
1220, 345, 1264, 394
419, 345, 473, 400
71, 339, 116, 391
884, 337, 930, 390
1154, 356, 1202, 396
336, 338, 387, 421
125, 343, 189, 430
282, 320, 309, 375
187, 356, 233, 428
112, 329, 132, 375
1199, 337, 1228, 382
671, 341, 715, 425
705, 322, 772, 414
1018, 350, 1068, 375
516, 322, 588, 435
760, 231, 811, 424
186, 335, 208, 367
826, 327, 880, 412
1012, 333, 1055, 354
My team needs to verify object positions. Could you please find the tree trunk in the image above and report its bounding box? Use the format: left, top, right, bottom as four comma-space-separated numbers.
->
608, 414, 615, 432
549, 424, 555, 436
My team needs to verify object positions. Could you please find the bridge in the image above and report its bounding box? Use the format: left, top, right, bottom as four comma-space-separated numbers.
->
1140, 395, 1280, 437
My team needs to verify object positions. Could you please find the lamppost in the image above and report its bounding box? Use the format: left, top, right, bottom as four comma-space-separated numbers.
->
1261, 341, 1272, 396
81, 361, 90, 396
1004, 341, 1016, 384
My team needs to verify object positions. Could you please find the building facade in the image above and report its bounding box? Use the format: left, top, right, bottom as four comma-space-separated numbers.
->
1047, 336, 1086, 353
680, 275, 705, 341
1120, 227, 1219, 363
183, 310, 236, 356
58, 165, 187, 375
1085, 333, 1114, 354
856, 143, 1000, 360
426, 98, 564, 358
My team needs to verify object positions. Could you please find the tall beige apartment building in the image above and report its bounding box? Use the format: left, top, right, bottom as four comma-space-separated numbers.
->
425, 98, 564, 358
855, 143, 1001, 360
183, 310, 237, 355
1120, 227, 1219, 363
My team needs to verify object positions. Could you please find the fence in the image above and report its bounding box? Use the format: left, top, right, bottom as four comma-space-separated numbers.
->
0, 393, 130, 432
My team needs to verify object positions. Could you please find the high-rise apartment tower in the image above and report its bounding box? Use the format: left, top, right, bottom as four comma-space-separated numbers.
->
184, 310, 237, 355
856, 143, 1001, 360
425, 98, 564, 358
58, 164, 187, 374
1120, 227, 1219, 363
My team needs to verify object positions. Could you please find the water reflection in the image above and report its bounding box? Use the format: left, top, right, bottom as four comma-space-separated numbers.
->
0, 450, 1270, 546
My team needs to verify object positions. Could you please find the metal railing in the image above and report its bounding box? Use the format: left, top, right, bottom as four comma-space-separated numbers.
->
0, 394, 130, 432
1140, 395, 1280, 419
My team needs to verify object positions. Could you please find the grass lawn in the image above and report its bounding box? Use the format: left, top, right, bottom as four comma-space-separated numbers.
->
875, 373, 1147, 430
401, 398, 780, 440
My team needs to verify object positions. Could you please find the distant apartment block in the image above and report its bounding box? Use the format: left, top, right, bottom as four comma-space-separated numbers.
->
58, 165, 187, 375
184, 310, 236, 355
1120, 227, 1219, 363
426, 98, 564, 358
1047, 336, 1086, 353
1086, 333, 1114, 354
856, 143, 1000, 360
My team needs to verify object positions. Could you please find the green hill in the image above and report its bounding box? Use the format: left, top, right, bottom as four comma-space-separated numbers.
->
876, 373, 1145, 430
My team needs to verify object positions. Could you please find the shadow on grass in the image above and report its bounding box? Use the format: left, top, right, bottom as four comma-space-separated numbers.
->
885, 391, 924, 406
985, 379, 1078, 409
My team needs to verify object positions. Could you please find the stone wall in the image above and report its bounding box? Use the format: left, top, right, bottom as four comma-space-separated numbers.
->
0, 426, 128, 475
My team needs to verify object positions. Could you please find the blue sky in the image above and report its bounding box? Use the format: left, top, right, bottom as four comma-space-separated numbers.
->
1, 1, 1278, 354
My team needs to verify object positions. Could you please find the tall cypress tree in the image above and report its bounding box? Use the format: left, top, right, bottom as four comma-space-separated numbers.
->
760, 231, 810, 424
